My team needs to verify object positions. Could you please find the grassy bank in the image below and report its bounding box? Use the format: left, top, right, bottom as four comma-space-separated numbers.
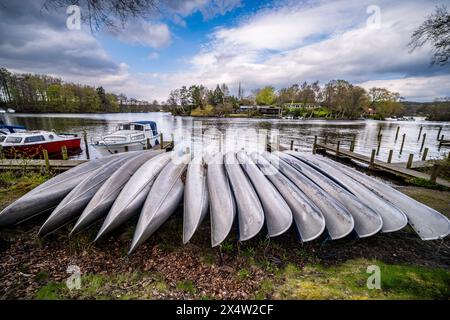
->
0, 170, 449, 300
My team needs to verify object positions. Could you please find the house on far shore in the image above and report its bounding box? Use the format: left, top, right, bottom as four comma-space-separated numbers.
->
283, 102, 322, 110
236, 105, 282, 118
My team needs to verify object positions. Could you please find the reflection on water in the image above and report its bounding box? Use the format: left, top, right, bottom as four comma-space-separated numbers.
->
1, 112, 449, 162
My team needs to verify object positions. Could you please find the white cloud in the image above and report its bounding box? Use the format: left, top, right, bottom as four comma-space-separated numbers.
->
148, 52, 160, 60
112, 21, 171, 49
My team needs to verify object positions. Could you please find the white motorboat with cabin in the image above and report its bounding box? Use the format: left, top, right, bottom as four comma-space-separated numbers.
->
92, 121, 160, 156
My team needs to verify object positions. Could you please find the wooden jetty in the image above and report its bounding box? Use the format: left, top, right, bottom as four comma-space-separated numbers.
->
313, 142, 450, 188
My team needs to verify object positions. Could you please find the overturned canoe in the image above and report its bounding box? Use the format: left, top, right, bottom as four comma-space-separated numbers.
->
0, 152, 130, 227
278, 152, 383, 238
38, 152, 139, 236
129, 153, 189, 254
288, 152, 408, 233
95, 152, 172, 241
224, 152, 264, 241
251, 152, 325, 241
262, 152, 354, 240
183, 156, 209, 244
207, 152, 236, 247
71, 150, 163, 234
237, 151, 292, 237
319, 157, 450, 240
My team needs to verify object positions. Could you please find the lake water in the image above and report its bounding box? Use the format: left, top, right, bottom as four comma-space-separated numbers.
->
1, 112, 449, 162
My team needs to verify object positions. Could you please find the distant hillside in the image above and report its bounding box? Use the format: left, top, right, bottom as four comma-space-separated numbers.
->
403, 101, 450, 121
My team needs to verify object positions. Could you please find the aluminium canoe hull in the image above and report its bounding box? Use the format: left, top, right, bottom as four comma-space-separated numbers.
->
224, 152, 264, 241
183, 156, 209, 244
237, 151, 293, 237
207, 153, 236, 247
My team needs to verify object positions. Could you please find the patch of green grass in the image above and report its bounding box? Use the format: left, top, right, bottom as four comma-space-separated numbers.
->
405, 177, 448, 191
254, 279, 275, 299
35, 282, 66, 300
176, 280, 197, 294
237, 268, 251, 280
221, 240, 234, 254
273, 259, 450, 300
0, 171, 50, 208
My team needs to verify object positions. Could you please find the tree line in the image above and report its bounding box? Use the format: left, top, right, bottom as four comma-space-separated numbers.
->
0, 68, 160, 113
167, 80, 405, 119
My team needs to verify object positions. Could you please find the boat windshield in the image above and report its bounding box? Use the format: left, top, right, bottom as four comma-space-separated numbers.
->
5, 137, 22, 144
119, 124, 131, 130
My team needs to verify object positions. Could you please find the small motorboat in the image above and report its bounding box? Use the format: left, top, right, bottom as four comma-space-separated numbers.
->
92, 121, 160, 156
0, 130, 81, 158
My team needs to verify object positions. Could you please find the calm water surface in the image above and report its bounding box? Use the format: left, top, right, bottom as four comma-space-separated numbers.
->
1, 112, 449, 162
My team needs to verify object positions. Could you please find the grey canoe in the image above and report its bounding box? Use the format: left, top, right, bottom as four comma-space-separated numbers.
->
71, 150, 164, 234
287, 152, 408, 233
94, 152, 172, 241
278, 152, 383, 238
207, 152, 236, 247
262, 152, 354, 240
129, 153, 189, 254
237, 151, 293, 237
183, 156, 209, 244
0, 152, 130, 227
38, 152, 139, 236
224, 152, 265, 241
251, 152, 325, 241
317, 156, 450, 240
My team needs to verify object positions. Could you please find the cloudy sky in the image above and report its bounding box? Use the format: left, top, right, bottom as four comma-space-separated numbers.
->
0, 0, 449, 102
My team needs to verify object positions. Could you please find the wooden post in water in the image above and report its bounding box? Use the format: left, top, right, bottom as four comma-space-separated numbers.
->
441, 134, 444, 141
350, 136, 355, 152
376, 134, 382, 156
336, 141, 340, 156
417, 126, 422, 141
406, 154, 414, 169
61, 145, 68, 160
387, 149, 393, 163
420, 133, 426, 152
324, 135, 328, 144
437, 126, 442, 140
313, 136, 317, 154
160, 133, 164, 148
421, 148, 428, 161
83, 130, 90, 160
395, 126, 400, 141
369, 149, 376, 168
430, 164, 441, 183
124, 146, 129, 152
399, 133, 406, 155
43, 149, 50, 173
290, 140, 294, 151
377, 126, 382, 141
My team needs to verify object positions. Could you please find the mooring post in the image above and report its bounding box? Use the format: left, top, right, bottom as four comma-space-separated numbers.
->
377, 126, 382, 141
430, 164, 441, 183
376, 134, 382, 156
160, 133, 164, 148
417, 126, 422, 141
83, 130, 90, 160
421, 147, 428, 161
395, 126, 400, 141
406, 154, 413, 169
420, 133, 426, 152
387, 149, 393, 163
61, 145, 68, 160
124, 146, 129, 152
43, 149, 50, 173
369, 149, 376, 168
399, 133, 406, 155
336, 140, 340, 156
313, 136, 317, 154
290, 140, 294, 151
441, 134, 444, 141
350, 136, 355, 152
146, 138, 151, 149
437, 126, 442, 140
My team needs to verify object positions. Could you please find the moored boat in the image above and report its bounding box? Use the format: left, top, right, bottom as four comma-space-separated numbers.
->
0, 130, 81, 158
